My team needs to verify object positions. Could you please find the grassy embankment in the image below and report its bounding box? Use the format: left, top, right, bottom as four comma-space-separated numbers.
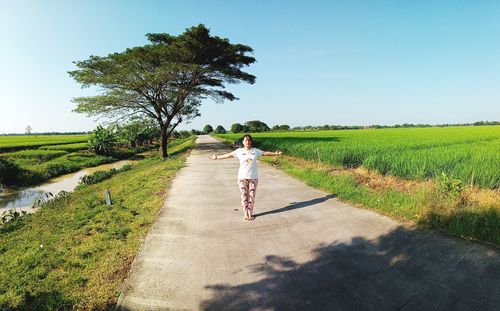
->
214, 126, 500, 246
0, 135, 155, 187
0, 137, 195, 310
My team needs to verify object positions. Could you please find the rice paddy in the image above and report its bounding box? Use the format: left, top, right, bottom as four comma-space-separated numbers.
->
0, 134, 150, 186
0, 134, 88, 152
215, 125, 500, 189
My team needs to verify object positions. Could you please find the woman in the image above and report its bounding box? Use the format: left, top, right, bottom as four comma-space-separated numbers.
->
210, 134, 282, 221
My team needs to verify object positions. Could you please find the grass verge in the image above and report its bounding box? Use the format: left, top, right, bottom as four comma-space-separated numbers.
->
0, 137, 195, 310
259, 155, 499, 246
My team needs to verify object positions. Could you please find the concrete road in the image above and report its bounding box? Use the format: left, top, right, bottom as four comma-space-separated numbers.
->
116, 135, 499, 311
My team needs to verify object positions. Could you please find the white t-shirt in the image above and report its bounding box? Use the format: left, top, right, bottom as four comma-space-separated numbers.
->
231, 147, 264, 180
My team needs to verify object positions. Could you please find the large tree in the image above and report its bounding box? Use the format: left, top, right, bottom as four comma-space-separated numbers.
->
69, 24, 256, 158
245, 120, 270, 132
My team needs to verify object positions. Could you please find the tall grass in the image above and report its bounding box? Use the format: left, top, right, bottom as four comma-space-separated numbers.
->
216, 126, 500, 189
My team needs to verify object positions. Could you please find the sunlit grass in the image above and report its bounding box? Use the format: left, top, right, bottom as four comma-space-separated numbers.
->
0, 137, 195, 310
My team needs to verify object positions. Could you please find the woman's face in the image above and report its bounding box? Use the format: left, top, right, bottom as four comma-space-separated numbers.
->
243, 136, 252, 148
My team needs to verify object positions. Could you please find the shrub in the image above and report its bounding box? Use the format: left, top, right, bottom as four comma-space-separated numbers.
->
437, 172, 464, 197
171, 130, 191, 139
179, 130, 191, 138
79, 169, 117, 185
78, 165, 132, 186
42, 161, 78, 178
88, 126, 117, 155
0, 157, 20, 185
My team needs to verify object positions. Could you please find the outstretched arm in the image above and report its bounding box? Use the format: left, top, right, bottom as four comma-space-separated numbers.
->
262, 150, 283, 156
210, 151, 234, 160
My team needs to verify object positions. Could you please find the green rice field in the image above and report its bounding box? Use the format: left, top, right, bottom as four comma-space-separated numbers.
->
0, 134, 155, 186
39, 142, 89, 152
215, 126, 500, 189
0, 134, 88, 152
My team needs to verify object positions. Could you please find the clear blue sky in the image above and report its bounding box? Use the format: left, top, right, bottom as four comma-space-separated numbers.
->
1, 0, 499, 133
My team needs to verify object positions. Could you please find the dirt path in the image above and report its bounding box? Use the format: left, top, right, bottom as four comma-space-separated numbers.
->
116, 135, 499, 311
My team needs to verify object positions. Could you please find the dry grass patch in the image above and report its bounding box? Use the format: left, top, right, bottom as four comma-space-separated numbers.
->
351, 167, 432, 193
269, 155, 431, 194
462, 187, 500, 210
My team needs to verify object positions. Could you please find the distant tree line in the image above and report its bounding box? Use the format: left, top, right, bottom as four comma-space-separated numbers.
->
3, 120, 496, 137
196, 120, 499, 134
0, 131, 92, 136
201, 121, 271, 134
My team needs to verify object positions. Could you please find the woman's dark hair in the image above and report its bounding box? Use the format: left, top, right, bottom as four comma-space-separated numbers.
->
242, 134, 253, 147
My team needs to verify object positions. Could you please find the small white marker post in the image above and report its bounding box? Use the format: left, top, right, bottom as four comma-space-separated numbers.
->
104, 189, 112, 206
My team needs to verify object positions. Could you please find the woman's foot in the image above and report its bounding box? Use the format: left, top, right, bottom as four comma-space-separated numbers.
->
245, 210, 255, 221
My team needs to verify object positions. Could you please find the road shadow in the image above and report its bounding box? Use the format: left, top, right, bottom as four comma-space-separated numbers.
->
200, 226, 500, 311
195, 142, 233, 152
253, 194, 335, 218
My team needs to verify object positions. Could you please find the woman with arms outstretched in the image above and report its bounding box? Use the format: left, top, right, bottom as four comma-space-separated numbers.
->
210, 134, 282, 221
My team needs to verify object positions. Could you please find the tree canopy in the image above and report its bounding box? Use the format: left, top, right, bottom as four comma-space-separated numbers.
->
69, 24, 256, 157
203, 124, 214, 134
272, 124, 291, 131
231, 123, 244, 133
214, 125, 227, 134
245, 120, 270, 132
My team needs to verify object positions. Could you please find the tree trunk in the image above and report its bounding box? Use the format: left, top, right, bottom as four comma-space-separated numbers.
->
160, 126, 168, 158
